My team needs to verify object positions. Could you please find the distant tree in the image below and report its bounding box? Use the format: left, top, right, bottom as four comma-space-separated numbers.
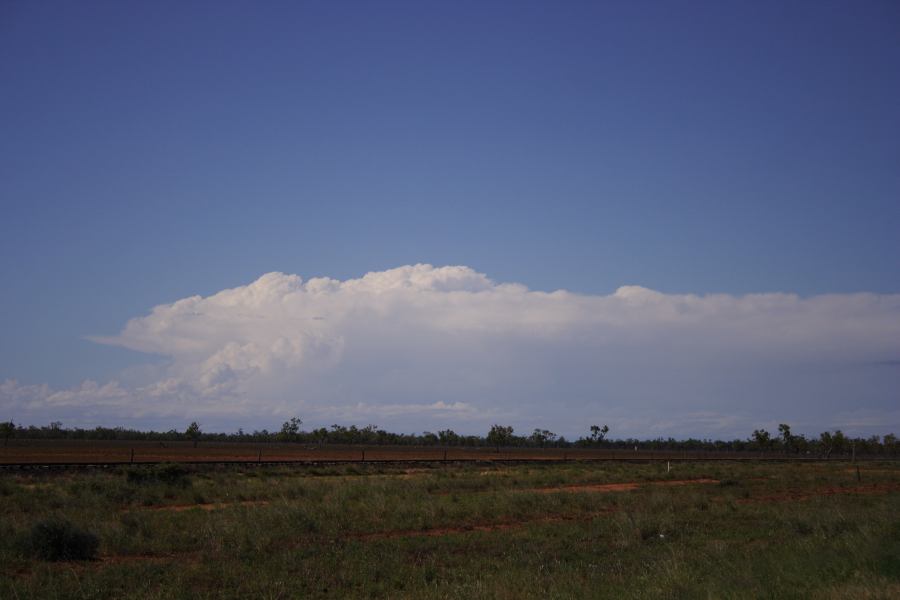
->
530, 429, 557, 448
0, 420, 14, 447
589, 424, 609, 445
278, 417, 302, 442
777, 423, 793, 454
185, 422, 201, 448
864, 435, 881, 456
330, 424, 349, 444
361, 425, 380, 444
818, 430, 847, 458
831, 430, 847, 456
487, 425, 514, 452
437, 429, 459, 445
884, 433, 898, 457
312, 427, 329, 446
40, 421, 63, 440
819, 431, 833, 458
751, 429, 771, 451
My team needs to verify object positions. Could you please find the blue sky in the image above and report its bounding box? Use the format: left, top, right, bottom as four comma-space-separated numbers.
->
1, 1, 898, 437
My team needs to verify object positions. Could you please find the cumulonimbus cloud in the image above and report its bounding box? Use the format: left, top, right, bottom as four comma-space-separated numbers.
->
3, 264, 899, 437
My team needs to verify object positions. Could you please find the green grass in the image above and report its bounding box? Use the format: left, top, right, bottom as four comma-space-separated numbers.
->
1, 461, 898, 598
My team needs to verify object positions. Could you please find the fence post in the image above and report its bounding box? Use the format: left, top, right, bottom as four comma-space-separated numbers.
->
130, 448, 134, 464
362, 449, 365, 462
257, 449, 262, 464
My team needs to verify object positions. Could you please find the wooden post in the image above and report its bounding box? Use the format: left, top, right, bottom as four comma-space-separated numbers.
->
667, 461, 670, 473
130, 448, 134, 464
857, 465, 861, 482
257, 449, 262, 464
361, 449, 365, 462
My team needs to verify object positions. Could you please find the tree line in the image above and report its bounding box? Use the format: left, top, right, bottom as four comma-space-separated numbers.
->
1, 419, 897, 457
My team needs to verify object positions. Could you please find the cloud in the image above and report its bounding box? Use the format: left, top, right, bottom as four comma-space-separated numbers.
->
3, 264, 900, 437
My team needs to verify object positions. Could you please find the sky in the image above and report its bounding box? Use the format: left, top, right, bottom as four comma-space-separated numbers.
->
1, 1, 899, 439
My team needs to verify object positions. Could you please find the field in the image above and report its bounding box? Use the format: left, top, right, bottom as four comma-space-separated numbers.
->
2, 458, 899, 598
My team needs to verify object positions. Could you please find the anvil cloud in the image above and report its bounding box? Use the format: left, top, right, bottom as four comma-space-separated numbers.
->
3, 265, 899, 437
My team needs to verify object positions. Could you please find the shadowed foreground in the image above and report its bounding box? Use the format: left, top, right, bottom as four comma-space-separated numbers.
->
2, 461, 899, 598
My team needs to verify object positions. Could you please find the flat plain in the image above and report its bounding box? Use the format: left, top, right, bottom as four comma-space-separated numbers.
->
0, 439, 799, 464
2, 457, 899, 599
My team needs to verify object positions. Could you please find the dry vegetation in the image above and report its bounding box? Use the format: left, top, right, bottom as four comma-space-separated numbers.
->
2, 459, 899, 598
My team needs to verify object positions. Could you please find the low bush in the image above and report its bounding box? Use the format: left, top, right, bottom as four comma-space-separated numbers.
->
22, 519, 99, 561
126, 464, 192, 486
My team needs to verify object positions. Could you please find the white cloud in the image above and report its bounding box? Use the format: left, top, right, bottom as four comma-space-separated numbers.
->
3, 264, 900, 437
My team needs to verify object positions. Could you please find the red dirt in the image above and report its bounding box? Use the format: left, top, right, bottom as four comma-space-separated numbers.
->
6, 552, 201, 579
100, 552, 200, 565
844, 467, 898, 475
138, 499, 270, 512
531, 478, 719, 494
357, 480, 898, 540
354, 509, 616, 541
0, 439, 764, 464
737, 482, 900, 505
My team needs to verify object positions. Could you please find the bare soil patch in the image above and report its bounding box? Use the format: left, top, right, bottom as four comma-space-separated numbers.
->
354, 510, 615, 541
140, 499, 270, 512
843, 467, 899, 475
99, 553, 199, 565
530, 478, 719, 494
0, 439, 764, 464
737, 482, 900, 505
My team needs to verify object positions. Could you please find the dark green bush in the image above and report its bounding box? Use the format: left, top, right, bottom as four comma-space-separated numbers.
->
793, 520, 814, 535
23, 519, 99, 561
125, 463, 191, 486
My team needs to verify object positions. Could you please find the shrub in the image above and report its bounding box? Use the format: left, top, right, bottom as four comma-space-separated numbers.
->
793, 519, 814, 535
23, 519, 99, 561
126, 464, 192, 486
157, 463, 191, 485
